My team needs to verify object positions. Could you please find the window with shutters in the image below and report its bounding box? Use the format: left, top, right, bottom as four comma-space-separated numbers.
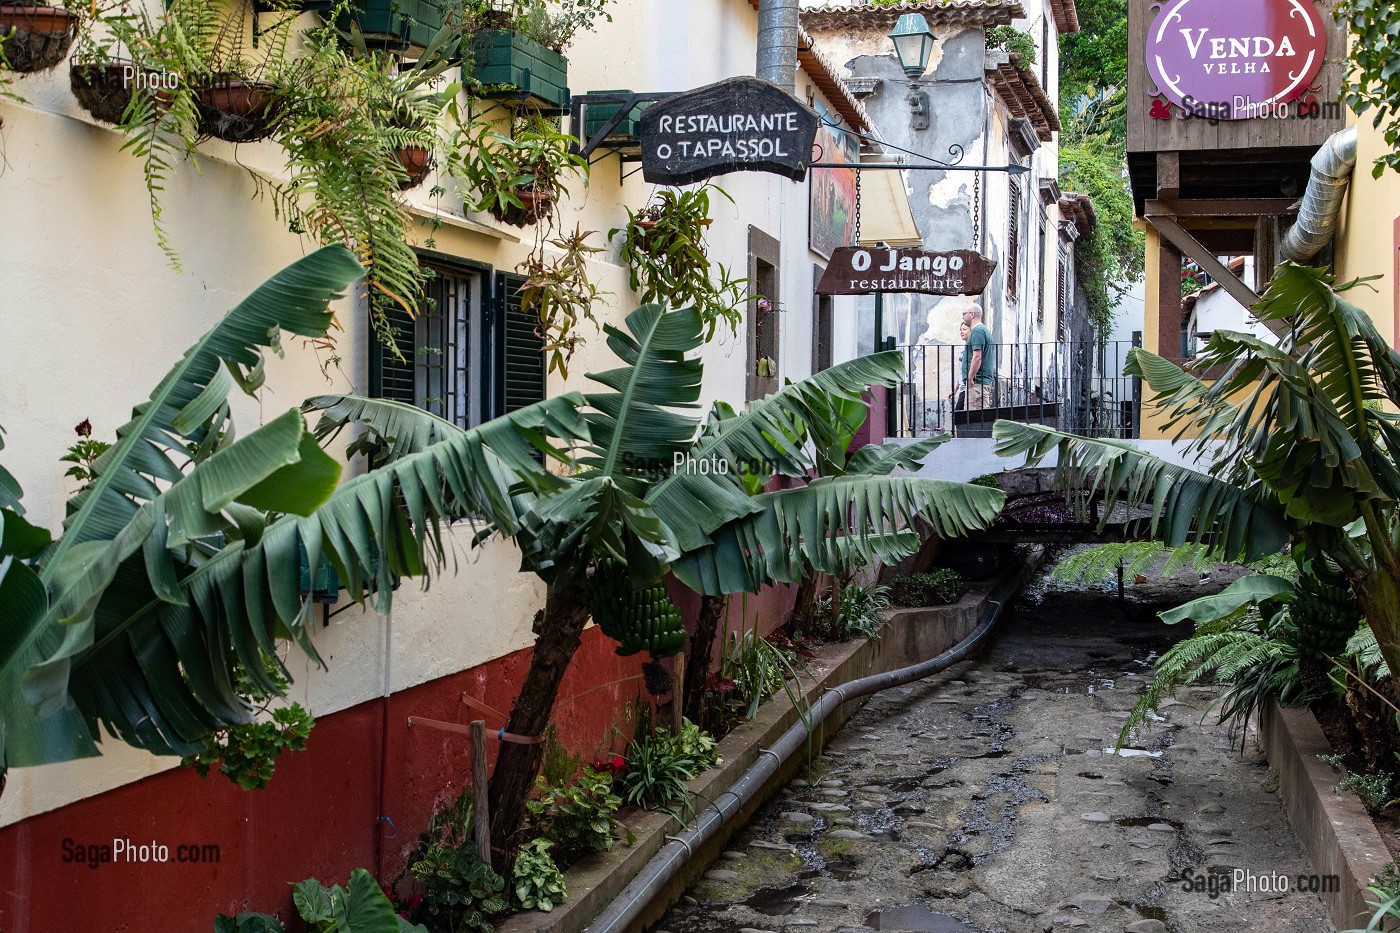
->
1007, 178, 1022, 302
369, 258, 545, 428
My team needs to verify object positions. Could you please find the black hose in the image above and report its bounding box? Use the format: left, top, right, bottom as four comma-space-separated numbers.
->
585, 548, 1043, 933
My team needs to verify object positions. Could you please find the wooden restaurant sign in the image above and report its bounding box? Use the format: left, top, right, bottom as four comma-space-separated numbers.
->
639, 76, 820, 185
1146, 0, 1329, 120
817, 247, 997, 297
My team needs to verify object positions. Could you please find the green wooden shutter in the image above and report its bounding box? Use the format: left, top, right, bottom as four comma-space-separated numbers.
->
494, 272, 546, 415
369, 302, 418, 405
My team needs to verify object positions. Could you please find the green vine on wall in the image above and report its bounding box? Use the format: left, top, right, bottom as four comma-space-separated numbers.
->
1338, 0, 1400, 177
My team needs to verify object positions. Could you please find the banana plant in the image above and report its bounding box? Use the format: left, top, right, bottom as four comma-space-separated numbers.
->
994, 261, 1400, 686
310, 303, 1007, 863
0, 246, 588, 787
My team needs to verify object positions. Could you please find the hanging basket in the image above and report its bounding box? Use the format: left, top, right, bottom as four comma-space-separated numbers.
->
0, 3, 80, 74
488, 183, 555, 228
69, 60, 146, 124
394, 144, 432, 190
196, 78, 282, 143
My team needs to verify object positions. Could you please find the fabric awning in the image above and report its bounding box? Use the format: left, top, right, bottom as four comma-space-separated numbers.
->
857, 169, 923, 249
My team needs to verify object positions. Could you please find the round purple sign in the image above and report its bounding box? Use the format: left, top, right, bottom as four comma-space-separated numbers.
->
1146, 0, 1328, 120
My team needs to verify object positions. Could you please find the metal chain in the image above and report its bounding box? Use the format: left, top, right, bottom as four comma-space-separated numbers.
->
972, 171, 981, 247
853, 166, 862, 246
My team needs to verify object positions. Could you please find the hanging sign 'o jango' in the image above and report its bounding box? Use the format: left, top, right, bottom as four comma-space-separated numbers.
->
817, 247, 997, 297
639, 76, 820, 186
1146, 0, 1329, 121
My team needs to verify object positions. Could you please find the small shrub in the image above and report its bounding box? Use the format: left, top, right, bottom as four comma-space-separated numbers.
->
217, 867, 429, 932
406, 789, 507, 933
889, 570, 967, 608
986, 26, 1037, 67
620, 727, 697, 815
968, 473, 1002, 489
512, 838, 567, 912
674, 717, 722, 771
810, 583, 891, 641
1337, 770, 1396, 814
524, 765, 629, 867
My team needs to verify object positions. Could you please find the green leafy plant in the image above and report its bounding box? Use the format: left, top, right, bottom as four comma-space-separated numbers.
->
968, 473, 1002, 489
810, 583, 891, 641
985, 25, 1036, 68
889, 569, 966, 607
1338, 0, 1400, 177
181, 652, 314, 791
524, 765, 628, 867
515, 225, 608, 377
1050, 541, 1219, 587
1058, 128, 1145, 335
674, 717, 721, 771
453, 116, 587, 227
619, 725, 697, 816
407, 788, 508, 933
511, 837, 566, 911
1336, 768, 1396, 814
611, 185, 747, 339
216, 867, 427, 932
60, 419, 113, 490
472, 0, 612, 52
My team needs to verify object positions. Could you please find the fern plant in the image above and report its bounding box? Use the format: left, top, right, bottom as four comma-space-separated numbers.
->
1050, 541, 1219, 587
1118, 605, 1305, 747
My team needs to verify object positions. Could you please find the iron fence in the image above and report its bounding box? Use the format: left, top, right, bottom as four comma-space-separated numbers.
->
893, 340, 1141, 439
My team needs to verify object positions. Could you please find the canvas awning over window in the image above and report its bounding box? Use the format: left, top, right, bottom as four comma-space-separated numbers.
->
856, 169, 923, 248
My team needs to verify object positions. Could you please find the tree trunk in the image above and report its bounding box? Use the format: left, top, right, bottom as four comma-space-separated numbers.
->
487, 590, 591, 874
1355, 568, 1400, 702
683, 595, 726, 725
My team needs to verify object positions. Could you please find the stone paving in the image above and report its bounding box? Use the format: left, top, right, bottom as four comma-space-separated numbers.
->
657, 585, 1337, 933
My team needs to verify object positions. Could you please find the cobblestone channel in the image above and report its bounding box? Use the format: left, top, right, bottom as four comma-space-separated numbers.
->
657, 584, 1337, 933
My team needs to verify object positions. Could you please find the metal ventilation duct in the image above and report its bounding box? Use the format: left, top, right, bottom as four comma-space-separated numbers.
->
1280, 126, 1359, 264
756, 0, 799, 92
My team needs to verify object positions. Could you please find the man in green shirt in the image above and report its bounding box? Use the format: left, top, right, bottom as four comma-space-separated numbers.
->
961, 307, 995, 410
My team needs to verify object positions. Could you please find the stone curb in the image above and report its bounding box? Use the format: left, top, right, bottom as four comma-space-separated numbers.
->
1259, 698, 1395, 931
496, 579, 1001, 933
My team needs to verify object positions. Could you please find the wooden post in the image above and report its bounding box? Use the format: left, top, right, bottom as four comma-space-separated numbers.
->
470, 720, 492, 864
672, 654, 686, 733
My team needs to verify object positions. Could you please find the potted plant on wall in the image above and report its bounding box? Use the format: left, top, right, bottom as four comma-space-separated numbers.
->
0, 0, 80, 73
611, 184, 747, 339
455, 115, 586, 227
467, 0, 611, 113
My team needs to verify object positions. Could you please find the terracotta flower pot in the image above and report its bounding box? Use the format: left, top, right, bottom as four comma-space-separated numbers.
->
489, 183, 556, 227
0, 3, 79, 73
394, 144, 431, 190
196, 78, 282, 143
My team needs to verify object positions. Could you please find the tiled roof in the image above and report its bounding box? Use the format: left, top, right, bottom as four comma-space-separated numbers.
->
987, 55, 1061, 141
745, 0, 872, 133
1047, 0, 1080, 34
1058, 193, 1097, 236
801, 1, 1025, 31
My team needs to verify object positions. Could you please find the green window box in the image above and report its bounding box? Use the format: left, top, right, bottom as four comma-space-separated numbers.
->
584, 89, 652, 143
337, 0, 453, 53
469, 29, 569, 114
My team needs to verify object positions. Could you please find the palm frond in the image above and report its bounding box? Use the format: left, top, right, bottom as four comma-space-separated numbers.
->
672, 476, 1003, 595
992, 421, 1291, 562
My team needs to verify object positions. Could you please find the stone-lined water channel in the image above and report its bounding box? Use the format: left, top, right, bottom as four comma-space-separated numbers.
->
656, 579, 1336, 933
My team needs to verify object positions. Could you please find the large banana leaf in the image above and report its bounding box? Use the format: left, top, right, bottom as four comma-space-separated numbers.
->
845, 435, 950, 476
582, 305, 707, 494
645, 352, 910, 554
992, 421, 1290, 562
8, 411, 337, 767
671, 475, 1004, 595
54, 395, 590, 759
47, 245, 366, 579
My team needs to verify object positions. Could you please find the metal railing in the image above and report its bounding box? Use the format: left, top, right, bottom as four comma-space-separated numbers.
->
893, 340, 1141, 439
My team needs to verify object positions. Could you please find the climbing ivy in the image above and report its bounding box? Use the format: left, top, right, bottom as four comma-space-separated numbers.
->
1059, 132, 1145, 336
1338, 0, 1400, 177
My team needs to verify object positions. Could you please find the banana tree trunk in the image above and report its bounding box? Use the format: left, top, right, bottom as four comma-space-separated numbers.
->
683, 595, 726, 725
487, 590, 591, 873
1355, 568, 1400, 701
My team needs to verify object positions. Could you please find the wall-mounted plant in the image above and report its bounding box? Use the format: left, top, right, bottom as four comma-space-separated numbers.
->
453, 114, 587, 227
611, 184, 747, 340
68, 1, 166, 125
0, 0, 80, 73
515, 224, 607, 377
986, 25, 1036, 69
466, 0, 610, 112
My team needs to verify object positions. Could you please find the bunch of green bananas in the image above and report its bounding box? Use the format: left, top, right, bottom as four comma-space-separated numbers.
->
589, 563, 686, 660
1289, 570, 1361, 660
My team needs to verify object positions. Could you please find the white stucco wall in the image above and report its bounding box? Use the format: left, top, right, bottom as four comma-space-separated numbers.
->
0, 0, 860, 825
